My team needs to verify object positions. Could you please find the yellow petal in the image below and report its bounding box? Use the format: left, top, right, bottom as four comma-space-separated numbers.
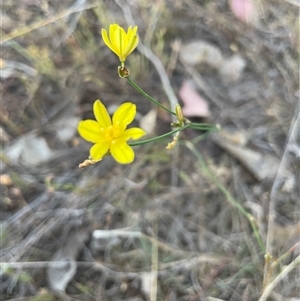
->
93, 100, 111, 128
127, 26, 133, 37
121, 127, 146, 141
90, 141, 110, 161
109, 24, 119, 42
123, 26, 139, 57
109, 25, 121, 55
119, 26, 127, 55
77, 120, 102, 143
110, 139, 134, 164
127, 26, 137, 40
102, 29, 118, 56
102, 24, 138, 62
123, 34, 138, 58
110, 26, 126, 57
112, 102, 136, 128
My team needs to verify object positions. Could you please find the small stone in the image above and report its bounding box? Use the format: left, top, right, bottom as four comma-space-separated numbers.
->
0, 174, 13, 186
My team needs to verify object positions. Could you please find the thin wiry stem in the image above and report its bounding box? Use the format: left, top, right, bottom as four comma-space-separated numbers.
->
127, 77, 175, 115
264, 109, 300, 286
186, 141, 265, 253
114, 0, 179, 112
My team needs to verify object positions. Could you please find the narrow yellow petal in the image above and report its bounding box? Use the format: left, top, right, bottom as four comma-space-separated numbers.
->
121, 127, 146, 141
112, 102, 136, 127
109, 24, 118, 41
102, 29, 118, 56
110, 139, 134, 164
93, 100, 111, 128
77, 120, 101, 143
101, 29, 110, 47
109, 26, 120, 55
110, 26, 126, 57
123, 26, 138, 57
90, 141, 110, 161
119, 26, 127, 55
127, 26, 137, 40
103, 24, 138, 62
123, 34, 139, 58
127, 26, 133, 37
132, 26, 138, 35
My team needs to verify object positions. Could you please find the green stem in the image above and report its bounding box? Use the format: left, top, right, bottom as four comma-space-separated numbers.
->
127, 77, 175, 115
127, 78, 218, 132
129, 122, 218, 147
186, 141, 265, 253
129, 124, 190, 146
189, 123, 219, 131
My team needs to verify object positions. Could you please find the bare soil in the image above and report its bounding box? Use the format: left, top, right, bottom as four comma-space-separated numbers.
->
0, 0, 299, 300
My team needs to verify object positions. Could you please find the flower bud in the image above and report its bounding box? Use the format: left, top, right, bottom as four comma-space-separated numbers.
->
175, 104, 184, 123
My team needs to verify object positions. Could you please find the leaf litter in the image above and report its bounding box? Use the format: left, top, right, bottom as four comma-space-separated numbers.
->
0, 0, 299, 300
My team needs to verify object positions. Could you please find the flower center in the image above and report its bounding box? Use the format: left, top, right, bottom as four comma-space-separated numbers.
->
103, 125, 121, 142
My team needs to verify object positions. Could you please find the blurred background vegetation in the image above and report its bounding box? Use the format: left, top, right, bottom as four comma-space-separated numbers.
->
0, 0, 299, 300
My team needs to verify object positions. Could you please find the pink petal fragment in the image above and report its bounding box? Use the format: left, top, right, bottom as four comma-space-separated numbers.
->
230, 0, 258, 25
179, 81, 210, 118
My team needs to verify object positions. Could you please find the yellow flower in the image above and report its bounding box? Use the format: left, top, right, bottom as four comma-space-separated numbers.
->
102, 24, 139, 63
78, 100, 146, 164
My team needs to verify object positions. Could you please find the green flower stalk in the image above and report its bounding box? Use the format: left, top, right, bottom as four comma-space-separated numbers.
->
77, 23, 217, 167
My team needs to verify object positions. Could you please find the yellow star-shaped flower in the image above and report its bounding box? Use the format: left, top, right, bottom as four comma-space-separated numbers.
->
102, 24, 139, 64
78, 100, 146, 164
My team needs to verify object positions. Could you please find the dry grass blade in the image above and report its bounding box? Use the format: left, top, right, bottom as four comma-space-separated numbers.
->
1, 0, 298, 299
0, 3, 97, 44
264, 110, 300, 286
259, 255, 300, 301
